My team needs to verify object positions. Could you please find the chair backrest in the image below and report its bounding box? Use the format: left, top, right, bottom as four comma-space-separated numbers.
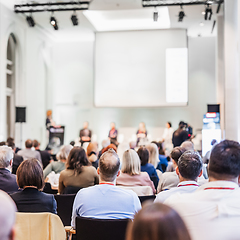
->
43, 182, 58, 194
63, 186, 82, 194
117, 185, 153, 196
54, 194, 76, 226
150, 175, 159, 190
76, 216, 130, 240
15, 212, 65, 240
138, 195, 156, 205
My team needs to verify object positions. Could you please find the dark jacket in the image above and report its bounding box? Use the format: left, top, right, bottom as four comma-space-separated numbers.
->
12, 154, 24, 174
0, 168, 19, 194
10, 187, 57, 214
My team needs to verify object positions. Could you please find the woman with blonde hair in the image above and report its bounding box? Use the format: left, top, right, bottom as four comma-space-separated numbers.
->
146, 143, 162, 172
116, 149, 156, 194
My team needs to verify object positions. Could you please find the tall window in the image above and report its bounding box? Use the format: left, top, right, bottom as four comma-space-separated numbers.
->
6, 34, 16, 138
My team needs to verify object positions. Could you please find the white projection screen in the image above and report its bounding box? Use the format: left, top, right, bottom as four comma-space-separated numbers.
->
94, 29, 188, 107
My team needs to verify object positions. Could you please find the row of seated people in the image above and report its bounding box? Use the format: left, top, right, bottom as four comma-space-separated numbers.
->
1, 139, 240, 240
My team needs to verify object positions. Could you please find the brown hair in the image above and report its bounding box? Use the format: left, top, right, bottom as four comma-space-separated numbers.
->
87, 142, 98, 156
101, 144, 117, 154
25, 139, 33, 148
170, 147, 187, 164
66, 147, 90, 174
33, 139, 39, 148
16, 159, 44, 190
126, 203, 191, 240
137, 147, 149, 166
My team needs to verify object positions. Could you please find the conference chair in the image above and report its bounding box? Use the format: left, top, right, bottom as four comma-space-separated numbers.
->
54, 194, 76, 226
138, 195, 156, 205
150, 175, 159, 190
62, 186, 82, 194
43, 182, 58, 194
15, 212, 65, 240
75, 216, 130, 240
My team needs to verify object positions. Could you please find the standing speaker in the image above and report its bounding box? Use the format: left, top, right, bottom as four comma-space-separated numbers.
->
15, 107, 26, 123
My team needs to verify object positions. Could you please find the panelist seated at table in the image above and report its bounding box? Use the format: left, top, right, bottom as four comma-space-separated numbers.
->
79, 121, 92, 145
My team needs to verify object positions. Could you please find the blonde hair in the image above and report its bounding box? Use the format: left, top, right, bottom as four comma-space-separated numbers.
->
121, 149, 141, 175
56, 145, 73, 161
146, 143, 159, 168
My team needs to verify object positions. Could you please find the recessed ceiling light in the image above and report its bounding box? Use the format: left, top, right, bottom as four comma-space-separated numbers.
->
200, 22, 204, 27
202, 11, 205, 15
83, 8, 170, 31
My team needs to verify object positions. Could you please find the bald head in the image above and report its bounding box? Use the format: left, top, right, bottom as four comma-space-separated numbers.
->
180, 141, 194, 151
0, 190, 16, 240
99, 149, 120, 182
0, 146, 13, 168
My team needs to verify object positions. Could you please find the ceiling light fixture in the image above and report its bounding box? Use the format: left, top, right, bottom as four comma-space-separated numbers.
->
50, 15, 58, 30
26, 14, 35, 27
71, 11, 78, 26
153, 7, 158, 22
178, 6, 185, 22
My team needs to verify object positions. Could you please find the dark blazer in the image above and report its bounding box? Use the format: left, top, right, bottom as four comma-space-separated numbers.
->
37, 150, 51, 169
12, 154, 24, 174
10, 187, 57, 214
0, 168, 19, 194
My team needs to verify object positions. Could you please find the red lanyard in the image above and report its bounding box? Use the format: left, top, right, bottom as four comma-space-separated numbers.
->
178, 184, 199, 187
204, 187, 235, 190
99, 183, 114, 186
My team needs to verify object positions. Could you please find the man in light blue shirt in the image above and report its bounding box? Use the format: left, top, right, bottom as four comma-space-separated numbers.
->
155, 150, 203, 203
71, 148, 141, 229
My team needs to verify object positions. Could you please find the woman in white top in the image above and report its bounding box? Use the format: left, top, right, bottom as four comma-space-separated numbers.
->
162, 122, 174, 156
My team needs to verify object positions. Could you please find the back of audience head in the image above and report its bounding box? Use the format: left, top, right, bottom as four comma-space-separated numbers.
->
179, 121, 185, 129
101, 139, 110, 149
17, 158, 44, 190
146, 143, 159, 168
56, 145, 73, 162
0, 141, 6, 146
33, 140, 40, 149
180, 141, 194, 151
25, 139, 33, 149
209, 140, 240, 182
126, 202, 191, 240
137, 147, 149, 166
129, 141, 137, 150
87, 142, 98, 156
98, 148, 120, 182
102, 144, 117, 154
0, 190, 16, 240
0, 146, 13, 169
170, 147, 187, 165
122, 149, 141, 176
66, 147, 90, 174
177, 150, 203, 181
7, 141, 15, 150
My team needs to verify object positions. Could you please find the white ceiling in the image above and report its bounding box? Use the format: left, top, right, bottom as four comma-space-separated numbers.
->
0, 0, 223, 41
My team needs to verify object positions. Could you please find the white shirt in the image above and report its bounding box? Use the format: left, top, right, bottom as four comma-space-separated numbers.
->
157, 171, 179, 193
162, 127, 174, 144
165, 181, 240, 240
155, 181, 199, 203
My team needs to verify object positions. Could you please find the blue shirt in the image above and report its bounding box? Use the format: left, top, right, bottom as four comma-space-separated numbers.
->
141, 163, 159, 182
71, 184, 141, 228
159, 155, 168, 167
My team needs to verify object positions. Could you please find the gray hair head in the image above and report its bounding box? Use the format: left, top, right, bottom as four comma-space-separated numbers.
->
0, 146, 14, 168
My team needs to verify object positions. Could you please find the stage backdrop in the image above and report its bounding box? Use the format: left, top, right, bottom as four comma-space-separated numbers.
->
94, 29, 188, 107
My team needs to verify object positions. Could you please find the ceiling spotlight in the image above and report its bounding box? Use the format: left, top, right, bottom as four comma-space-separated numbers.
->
204, 5, 212, 21
153, 8, 158, 22
202, 11, 205, 15
178, 5, 185, 22
71, 12, 78, 26
200, 22, 204, 27
26, 15, 35, 27
50, 16, 58, 30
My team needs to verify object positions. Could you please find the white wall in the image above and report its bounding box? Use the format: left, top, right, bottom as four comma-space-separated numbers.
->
0, 3, 51, 148
51, 35, 216, 146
